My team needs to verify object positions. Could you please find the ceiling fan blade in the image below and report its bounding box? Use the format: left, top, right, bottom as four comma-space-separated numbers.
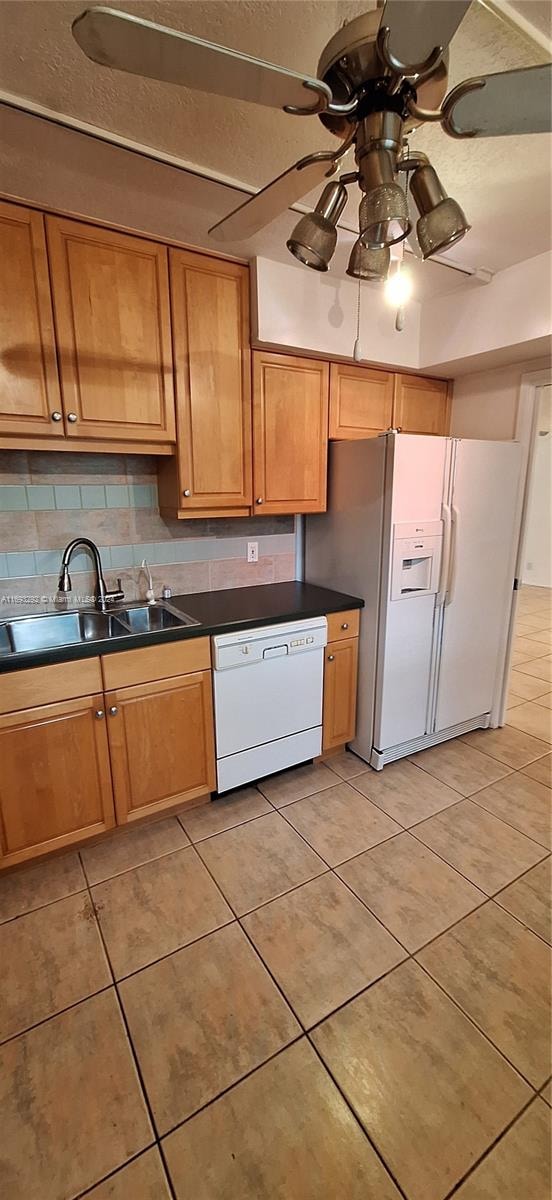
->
209, 155, 339, 243
72, 6, 331, 113
379, 1, 471, 69
445, 64, 552, 136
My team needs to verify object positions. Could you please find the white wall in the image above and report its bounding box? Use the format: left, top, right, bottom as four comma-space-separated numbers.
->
253, 257, 421, 369
420, 253, 552, 374
523, 384, 552, 588
450, 357, 551, 439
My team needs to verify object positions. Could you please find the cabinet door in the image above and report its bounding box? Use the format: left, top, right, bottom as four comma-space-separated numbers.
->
253, 352, 329, 514
46, 216, 175, 443
0, 695, 114, 868
323, 638, 359, 752
168, 249, 251, 512
106, 671, 216, 822
0, 201, 62, 437
329, 362, 394, 439
393, 374, 450, 435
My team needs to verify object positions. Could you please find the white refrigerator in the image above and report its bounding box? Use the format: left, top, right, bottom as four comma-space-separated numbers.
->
306, 433, 521, 768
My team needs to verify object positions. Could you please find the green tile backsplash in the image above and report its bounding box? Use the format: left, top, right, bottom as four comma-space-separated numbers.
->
0, 452, 296, 598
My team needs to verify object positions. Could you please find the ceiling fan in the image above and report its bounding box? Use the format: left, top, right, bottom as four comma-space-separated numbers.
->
73, 2, 552, 280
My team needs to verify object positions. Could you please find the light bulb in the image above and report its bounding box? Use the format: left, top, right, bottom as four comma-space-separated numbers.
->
385, 265, 413, 308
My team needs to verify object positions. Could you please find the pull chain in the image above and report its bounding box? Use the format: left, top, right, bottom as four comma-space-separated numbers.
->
353, 274, 362, 361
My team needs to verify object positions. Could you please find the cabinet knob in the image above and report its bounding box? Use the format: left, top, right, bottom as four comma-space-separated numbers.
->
183, 489, 191, 497
95, 709, 105, 719
341, 622, 349, 630
327, 654, 335, 662
109, 705, 118, 716
67, 412, 78, 423
256, 497, 264, 505
51, 411, 63, 422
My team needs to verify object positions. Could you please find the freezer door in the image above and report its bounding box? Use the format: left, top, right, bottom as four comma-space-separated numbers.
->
434, 439, 521, 732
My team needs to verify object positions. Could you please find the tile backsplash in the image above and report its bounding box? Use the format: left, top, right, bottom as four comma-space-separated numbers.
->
0, 451, 295, 616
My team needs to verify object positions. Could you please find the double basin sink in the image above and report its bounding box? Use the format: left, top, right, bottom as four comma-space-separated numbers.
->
0, 602, 199, 660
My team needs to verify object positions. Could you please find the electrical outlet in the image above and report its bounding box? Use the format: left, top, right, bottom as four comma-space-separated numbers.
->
247, 541, 258, 564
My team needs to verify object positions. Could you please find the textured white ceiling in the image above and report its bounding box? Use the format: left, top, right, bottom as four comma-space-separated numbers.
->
0, 0, 550, 276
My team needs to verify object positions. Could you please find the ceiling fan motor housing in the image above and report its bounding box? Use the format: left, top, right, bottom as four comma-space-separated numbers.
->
316, 9, 449, 139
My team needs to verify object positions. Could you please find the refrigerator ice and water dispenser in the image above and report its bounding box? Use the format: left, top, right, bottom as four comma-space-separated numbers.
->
390, 520, 443, 600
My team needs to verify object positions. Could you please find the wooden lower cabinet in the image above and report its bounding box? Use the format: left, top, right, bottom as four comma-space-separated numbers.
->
105, 670, 216, 823
322, 637, 359, 752
0, 694, 115, 868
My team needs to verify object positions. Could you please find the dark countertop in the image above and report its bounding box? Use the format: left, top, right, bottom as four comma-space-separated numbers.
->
0, 581, 363, 674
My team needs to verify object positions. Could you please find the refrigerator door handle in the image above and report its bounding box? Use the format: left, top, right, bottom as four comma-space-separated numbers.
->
445, 505, 459, 606
436, 503, 452, 607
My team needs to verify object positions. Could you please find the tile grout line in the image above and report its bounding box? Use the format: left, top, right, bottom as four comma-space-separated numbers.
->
442, 1089, 544, 1200
72, 1146, 165, 1200
78, 849, 177, 1199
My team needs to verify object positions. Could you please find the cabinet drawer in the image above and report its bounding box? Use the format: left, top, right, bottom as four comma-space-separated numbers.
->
101, 636, 211, 690
0, 657, 103, 716
326, 610, 360, 642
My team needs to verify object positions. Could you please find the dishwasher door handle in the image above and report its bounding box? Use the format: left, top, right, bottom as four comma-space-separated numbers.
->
263, 645, 289, 659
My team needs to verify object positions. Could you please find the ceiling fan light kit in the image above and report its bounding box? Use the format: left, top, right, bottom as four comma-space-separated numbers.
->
72, 3, 552, 288
347, 239, 390, 282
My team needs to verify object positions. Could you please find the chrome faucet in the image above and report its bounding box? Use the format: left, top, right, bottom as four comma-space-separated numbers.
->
58, 538, 124, 612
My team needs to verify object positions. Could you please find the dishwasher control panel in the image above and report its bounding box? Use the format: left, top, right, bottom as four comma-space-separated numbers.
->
213, 616, 327, 671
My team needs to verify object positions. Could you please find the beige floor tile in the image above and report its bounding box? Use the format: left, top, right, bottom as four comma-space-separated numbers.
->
0, 990, 153, 1200
119, 923, 299, 1134
409, 740, 511, 795
509, 669, 551, 700
454, 1099, 551, 1200
312, 960, 530, 1200
257, 760, 339, 807
461, 724, 550, 769
338, 832, 485, 953
511, 649, 530, 667
81, 817, 190, 885
536, 691, 552, 708
163, 1039, 402, 1200
197, 811, 325, 915
542, 1081, 552, 1105
471, 772, 551, 849
0, 852, 85, 923
514, 614, 551, 633
283, 782, 401, 867
523, 753, 552, 787
0, 892, 111, 1042
418, 902, 551, 1087
513, 635, 548, 661
516, 655, 552, 683
243, 873, 405, 1027
495, 858, 551, 944
526, 630, 552, 649
515, 620, 539, 635
178, 787, 272, 842
323, 749, 368, 780
413, 799, 547, 894
351, 760, 462, 826
506, 701, 552, 744
92, 847, 232, 977
86, 1148, 172, 1199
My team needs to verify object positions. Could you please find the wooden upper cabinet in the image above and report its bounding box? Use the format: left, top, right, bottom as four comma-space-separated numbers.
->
159, 250, 251, 517
0, 694, 115, 868
46, 216, 175, 443
0, 201, 62, 437
393, 373, 450, 435
252, 352, 329, 514
329, 362, 394, 439
105, 670, 216, 822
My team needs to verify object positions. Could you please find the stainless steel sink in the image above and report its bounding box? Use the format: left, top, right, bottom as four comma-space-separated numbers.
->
0, 610, 128, 656
115, 602, 199, 634
0, 601, 199, 660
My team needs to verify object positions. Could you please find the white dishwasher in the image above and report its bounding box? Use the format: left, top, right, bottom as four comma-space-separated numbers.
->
213, 616, 328, 793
